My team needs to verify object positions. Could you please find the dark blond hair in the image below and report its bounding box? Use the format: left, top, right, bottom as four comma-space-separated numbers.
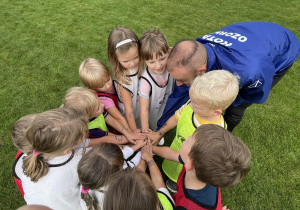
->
103, 168, 159, 210
189, 70, 239, 110
22, 108, 88, 182
140, 28, 169, 61
64, 87, 99, 118
107, 26, 143, 85
190, 124, 251, 188
79, 58, 111, 90
78, 143, 124, 210
11, 113, 37, 154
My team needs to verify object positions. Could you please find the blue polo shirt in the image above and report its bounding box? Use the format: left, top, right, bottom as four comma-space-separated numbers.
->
196, 22, 300, 106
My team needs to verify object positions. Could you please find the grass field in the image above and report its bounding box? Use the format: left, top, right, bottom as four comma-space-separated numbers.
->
0, 0, 299, 209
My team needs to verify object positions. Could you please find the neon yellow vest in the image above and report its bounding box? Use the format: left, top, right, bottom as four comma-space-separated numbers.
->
88, 114, 108, 132
162, 105, 226, 182
157, 191, 174, 210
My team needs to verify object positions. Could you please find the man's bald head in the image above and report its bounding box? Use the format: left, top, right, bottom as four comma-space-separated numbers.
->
167, 40, 208, 84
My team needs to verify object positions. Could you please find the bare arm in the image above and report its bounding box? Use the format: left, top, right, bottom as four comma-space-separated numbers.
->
152, 145, 179, 162
105, 114, 146, 144
106, 106, 131, 132
140, 96, 150, 132
141, 140, 166, 189
119, 86, 139, 132
88, 135, 129, 146
148, 114, 178, 145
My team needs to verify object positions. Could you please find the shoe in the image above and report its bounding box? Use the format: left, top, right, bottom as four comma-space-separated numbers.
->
166, 179, 177, 193
158, 137, 164, 146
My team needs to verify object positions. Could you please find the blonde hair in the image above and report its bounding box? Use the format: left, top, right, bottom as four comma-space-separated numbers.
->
22, 108, 88, 182
103, 168, 159, 210
64, 87, 99, 118
140, 28, 169, 61
11, 113, 37, 154
78, 143, 124, 210
79, 58, 111, 90
189, 70, 239, 110
190, 124, 251, 188
107, 26, 143, 85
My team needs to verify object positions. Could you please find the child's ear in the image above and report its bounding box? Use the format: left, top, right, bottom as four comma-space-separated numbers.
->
213, 109, 222, 116
184, 160, 194, 172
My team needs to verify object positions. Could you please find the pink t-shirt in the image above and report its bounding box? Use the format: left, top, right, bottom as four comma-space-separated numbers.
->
98, 86, 116, 110
140, 70, 169, 99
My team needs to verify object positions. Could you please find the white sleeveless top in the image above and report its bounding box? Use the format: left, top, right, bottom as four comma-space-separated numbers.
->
114, 67, 141, 129
139, 67, 174, 130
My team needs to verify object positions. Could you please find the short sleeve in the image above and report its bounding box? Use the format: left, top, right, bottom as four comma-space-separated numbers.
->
99, 96, 116, 109
139, 78, 151, 99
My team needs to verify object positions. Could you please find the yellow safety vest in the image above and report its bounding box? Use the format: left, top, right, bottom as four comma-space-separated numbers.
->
88, 114, 108, 132
162, 105, 226, 182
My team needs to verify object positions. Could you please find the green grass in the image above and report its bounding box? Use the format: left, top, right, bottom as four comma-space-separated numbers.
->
1, 0, 299, 209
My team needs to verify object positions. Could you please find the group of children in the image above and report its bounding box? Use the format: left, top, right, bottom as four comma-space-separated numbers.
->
12, 26, 252, 210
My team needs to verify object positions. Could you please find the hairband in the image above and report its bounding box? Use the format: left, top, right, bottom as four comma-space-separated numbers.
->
32, 150, 40, 156
81, 187, 89, 194
116, 39, 133, 48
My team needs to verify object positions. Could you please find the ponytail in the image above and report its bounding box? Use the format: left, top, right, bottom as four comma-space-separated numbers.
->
81, 187, 100, 210
22, 152, 49, 182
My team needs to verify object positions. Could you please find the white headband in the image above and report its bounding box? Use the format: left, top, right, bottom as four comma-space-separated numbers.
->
116, 39, 133, 48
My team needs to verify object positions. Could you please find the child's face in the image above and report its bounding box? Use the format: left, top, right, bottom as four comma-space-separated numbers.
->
96, 77, 113, 92
91, 99, 105, 118
145, 52, 168, 75
117, 46, 140, 70
189, 94, 215, 118
180, 135, 196, 164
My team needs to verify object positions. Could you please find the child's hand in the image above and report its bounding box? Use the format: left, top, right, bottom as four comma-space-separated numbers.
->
141, 138, 153, 161
142, 128, 152, 134
126, 132, 147, 145
133, 128, 142, 133
222, 206, 230, 210
135, 139, 147, 149
147, 131, 162, 145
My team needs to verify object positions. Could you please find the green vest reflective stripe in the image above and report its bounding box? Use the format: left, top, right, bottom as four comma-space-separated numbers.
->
88, 114, 108, 132
162, 105, 196, 182
157, 191, 175, 210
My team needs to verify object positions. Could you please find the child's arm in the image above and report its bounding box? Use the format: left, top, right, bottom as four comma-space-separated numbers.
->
148, 114, 178, 145
119, 86, 140, 133
106, 106, 132, 132
140, 97, 150, 132
141, 140, 166, 189
88, 135, 129, 146
152, 145, 179, 162
105, 114, 146, 144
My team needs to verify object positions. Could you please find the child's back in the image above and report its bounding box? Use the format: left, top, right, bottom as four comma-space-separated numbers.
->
19, 108, 88, 210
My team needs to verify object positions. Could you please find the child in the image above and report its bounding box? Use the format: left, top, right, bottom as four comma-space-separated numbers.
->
78, 142, 146, 210
64, 87, 146, 146
18, 108, 89, 210
148, 70, 239, 192
153, 124, 251, 209
108, 26, 144, 133
11, 113, 37, 197
102, 168, 161, 210
79, 58, 131, 132
139, 139, 175, 210
139, 28, 174, 133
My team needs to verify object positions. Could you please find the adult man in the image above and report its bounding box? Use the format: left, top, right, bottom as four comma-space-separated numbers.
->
162, 22, 300, 131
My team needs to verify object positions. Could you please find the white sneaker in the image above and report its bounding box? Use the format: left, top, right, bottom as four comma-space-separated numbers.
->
158, 137, 164, 146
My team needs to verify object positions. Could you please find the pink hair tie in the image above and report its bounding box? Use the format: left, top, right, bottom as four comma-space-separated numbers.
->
81, 187, 89, 194
32, 150, 40, 156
